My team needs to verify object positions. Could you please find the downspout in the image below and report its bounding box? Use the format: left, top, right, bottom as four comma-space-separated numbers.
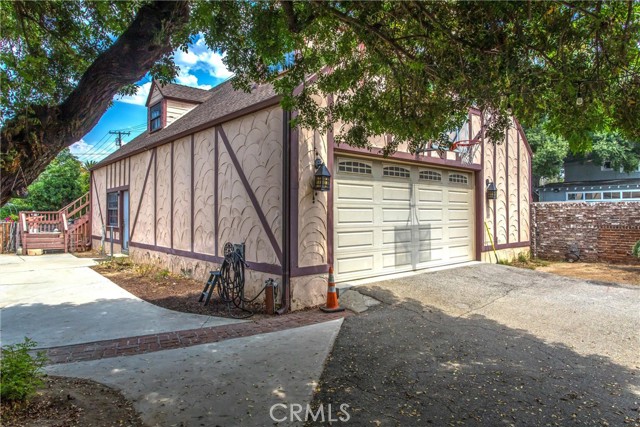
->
278, 110, 291, 314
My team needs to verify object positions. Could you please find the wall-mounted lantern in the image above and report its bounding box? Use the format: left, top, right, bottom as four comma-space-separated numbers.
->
313, 158, 331, 203
486, 179, 497, 200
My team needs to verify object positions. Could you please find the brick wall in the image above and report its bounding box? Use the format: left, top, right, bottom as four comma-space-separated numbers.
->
531, 202, 640, 264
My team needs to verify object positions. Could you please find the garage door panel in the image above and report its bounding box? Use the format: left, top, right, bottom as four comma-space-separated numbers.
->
382, 185, 411, 201
449, 244, 472, 259
382, 208, 411, 223
417, 188, 442, 203
417, 208, 443, 222
448, 208, 470, 222
449, 225, 470, 240
334, 159, 474, 281
448, 190, 471, 204
418, 227, 443, 242
337, 255, 374, 274
382, 228, 412, 245
337, 207, 374, 225
337, 230, 374, 250
418, 247, 444, 263
337, 182, 374, 201
382, 251, 412, 268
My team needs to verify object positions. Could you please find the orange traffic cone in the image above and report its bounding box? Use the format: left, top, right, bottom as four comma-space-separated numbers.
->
320, 266, 345, 313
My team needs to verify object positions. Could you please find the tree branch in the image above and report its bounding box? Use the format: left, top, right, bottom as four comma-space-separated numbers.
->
1, 1, 190, 205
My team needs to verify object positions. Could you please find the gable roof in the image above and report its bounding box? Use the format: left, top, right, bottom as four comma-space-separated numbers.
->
94, 80, 279, 169
144, 81, 213, 107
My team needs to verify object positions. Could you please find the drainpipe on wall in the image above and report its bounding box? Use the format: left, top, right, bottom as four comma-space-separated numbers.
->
277, 110, 291, 314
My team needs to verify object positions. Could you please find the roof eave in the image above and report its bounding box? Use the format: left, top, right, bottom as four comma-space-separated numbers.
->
93, 94, 282, 170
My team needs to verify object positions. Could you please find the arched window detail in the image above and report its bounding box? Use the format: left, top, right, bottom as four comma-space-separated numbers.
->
338, 160, 372, 175
419, 170, 442, 182
383, 165, 410, 178
449, 173, 469, 184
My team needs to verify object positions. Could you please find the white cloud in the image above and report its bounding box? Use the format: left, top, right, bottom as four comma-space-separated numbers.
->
115, 81, 152, 106
174, 48, 199, 67
197, 51, 234, 79
69, 139, 92, 156
175, 69, 211, 90
174, 37, 233, 81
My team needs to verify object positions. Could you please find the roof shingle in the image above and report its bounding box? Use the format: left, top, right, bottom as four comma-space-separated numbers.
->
152, 82, 212, 104
94, 80, 278, 168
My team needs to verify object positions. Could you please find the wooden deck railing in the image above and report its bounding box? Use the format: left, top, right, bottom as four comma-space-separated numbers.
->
19, 192, 90, 254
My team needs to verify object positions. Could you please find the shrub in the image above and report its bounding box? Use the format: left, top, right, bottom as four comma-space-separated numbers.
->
155, 269, 170, 280
0, 338, 48, 403
517, 251, 530, 263
633, 240, 640, 258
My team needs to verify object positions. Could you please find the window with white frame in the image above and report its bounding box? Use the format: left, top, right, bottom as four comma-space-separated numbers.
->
338, 160, 372, 175
568, 190, 640, 201
107, 192, 119, 226
448, 173, 469, 184
419, 170, 442, 182
383, 165, 410, 178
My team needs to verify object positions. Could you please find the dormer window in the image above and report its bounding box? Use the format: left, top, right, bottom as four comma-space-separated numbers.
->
150, 102, 162, 132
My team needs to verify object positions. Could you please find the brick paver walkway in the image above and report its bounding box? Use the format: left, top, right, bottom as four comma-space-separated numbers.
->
44, 310, 351, 365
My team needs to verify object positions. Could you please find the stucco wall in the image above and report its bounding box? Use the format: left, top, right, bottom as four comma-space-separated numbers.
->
219, 106, 283, 264
298, 116, 329, 268
193, 128, 216, 255
481, 119, 531, 251
93, 105, 286, 306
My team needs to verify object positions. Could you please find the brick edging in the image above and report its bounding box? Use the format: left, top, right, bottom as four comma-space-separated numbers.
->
43, 310, 352, 365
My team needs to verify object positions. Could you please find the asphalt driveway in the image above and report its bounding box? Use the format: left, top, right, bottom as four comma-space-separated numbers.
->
313, 264, 640, 426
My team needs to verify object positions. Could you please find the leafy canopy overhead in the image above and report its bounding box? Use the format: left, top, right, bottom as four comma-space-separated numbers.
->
191, 1, 640, 153
2, 1, 640, 205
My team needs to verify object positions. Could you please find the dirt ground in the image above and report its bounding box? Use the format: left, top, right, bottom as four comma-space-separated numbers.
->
536, 261, 640, 286
0, 376, 144, 427
91, 256, 271, 319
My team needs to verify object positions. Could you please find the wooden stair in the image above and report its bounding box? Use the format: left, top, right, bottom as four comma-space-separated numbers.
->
19, 192, 91, 254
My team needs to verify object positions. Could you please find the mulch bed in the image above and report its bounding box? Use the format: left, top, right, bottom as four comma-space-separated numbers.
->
0, 376, 144, 427
90, 256, 288, 319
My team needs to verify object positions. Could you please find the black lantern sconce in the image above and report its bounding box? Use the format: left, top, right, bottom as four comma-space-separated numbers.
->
486, 179, 497, 200
313, 157, 331, 203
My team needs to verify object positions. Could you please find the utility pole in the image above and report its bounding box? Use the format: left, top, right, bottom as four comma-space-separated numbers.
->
109, 131, 130, 147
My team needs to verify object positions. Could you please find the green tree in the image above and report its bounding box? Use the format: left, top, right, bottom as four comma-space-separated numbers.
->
23, 149, 88, 211
526, 125, 640, 186
2, 1, 639, 204
526, 125, 570, 186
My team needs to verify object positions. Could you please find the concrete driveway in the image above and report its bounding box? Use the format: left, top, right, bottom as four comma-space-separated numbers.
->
314, 264, 640, 426
0, 254, 241, 348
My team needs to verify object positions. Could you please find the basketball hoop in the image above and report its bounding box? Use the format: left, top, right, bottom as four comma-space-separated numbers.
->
451, 139, 481, 165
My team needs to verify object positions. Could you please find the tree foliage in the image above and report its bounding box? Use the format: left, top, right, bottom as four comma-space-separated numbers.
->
526, 124, 640, 184
525, 125, 570, 185
1, 0, 639, 204
15, 149, 88, 212
0, 0, 189, 204
193, 1, 640, 153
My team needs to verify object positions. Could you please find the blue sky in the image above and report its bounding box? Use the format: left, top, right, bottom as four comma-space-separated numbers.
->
70, 37, 232, 163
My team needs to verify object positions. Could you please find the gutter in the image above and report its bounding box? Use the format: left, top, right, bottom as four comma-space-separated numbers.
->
278, 110, 292, 314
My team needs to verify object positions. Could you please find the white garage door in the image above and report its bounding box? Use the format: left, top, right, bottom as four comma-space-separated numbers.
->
334, 158, 475, 282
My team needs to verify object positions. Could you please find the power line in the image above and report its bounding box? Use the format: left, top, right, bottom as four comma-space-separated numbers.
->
109, 130, 130, 147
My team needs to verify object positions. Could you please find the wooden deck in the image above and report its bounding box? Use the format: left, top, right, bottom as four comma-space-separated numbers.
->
19, 193, 91, 254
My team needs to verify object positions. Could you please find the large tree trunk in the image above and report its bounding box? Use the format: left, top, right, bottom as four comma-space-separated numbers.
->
0, 1, 189, 206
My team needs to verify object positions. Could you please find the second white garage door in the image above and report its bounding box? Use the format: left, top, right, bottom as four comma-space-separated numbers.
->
334, 158, 475, 282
